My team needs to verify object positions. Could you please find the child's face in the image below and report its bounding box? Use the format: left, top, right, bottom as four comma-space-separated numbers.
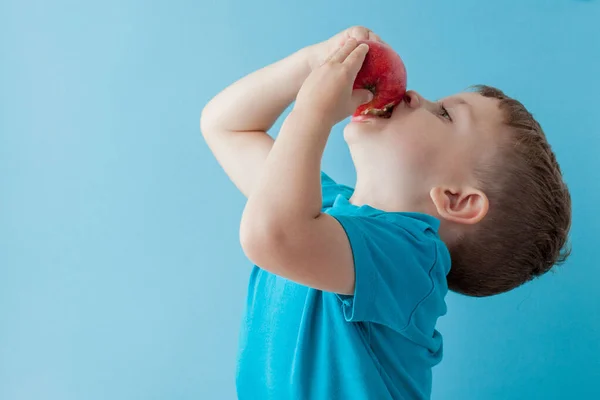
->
344, 90, 504, 205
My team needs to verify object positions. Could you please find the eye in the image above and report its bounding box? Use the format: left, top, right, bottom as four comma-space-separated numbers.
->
438, 103, 453, 122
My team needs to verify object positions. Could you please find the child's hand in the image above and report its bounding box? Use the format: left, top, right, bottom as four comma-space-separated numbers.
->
295, 39, 373, 126
308, 26, 385, 70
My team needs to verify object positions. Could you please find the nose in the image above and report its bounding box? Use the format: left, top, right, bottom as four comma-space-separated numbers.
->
404, 90, 422, 109
404, 90, 439, 113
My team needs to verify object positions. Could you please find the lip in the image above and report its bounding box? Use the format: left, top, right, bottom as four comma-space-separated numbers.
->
350, 114, 380, 123
351, 96, 408, 123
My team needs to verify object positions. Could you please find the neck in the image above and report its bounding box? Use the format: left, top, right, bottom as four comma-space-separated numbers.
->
350, 173, 421, 213
351, 175, 460, 247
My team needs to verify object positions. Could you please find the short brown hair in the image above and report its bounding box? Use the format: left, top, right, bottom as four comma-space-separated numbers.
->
447, 85, 572, 297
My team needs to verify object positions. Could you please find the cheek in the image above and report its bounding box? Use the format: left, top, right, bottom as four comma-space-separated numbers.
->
388, 135, 459, 183
384, 127, 439, 163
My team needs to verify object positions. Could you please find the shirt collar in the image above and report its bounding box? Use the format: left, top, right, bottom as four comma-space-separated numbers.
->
332, 194, 441, 231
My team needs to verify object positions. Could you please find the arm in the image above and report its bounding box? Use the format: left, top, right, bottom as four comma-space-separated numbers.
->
240, 40, 373, 295
200, 47, 313, 198
200, 26, 384, 199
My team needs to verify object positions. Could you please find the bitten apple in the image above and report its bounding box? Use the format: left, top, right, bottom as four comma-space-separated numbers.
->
353, 40, 407, 118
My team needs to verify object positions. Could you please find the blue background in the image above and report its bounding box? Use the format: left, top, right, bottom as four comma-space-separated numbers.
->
1, 0, 599, 399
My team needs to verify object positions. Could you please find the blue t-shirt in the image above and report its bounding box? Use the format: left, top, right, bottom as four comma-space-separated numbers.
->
236, 172, 451, 400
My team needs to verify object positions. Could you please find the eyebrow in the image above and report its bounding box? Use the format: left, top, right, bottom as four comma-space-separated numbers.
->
448, 97, 471, 109
447, 97, 474, 121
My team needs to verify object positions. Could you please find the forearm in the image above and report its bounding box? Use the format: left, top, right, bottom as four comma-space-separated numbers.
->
200, 46, 318, 197
242, 110, 330, 230
201, 47, 314, 133
240, 38, 369, 233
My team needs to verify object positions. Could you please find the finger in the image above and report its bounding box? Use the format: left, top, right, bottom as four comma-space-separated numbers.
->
351, 89, 374, 109
321, 38, 355, 65
321, 44, 342, 65
349, 26, 371, 42
342, 43, 369, 76
328, 38, 359, 64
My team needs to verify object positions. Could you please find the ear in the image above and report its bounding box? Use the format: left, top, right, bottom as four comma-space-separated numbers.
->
429, 186, 489, 225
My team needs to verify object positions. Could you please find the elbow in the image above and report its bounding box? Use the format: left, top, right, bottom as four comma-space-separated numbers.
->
200, 101, 221, 138
239, 216, 289, 269
199, 104, 213, 137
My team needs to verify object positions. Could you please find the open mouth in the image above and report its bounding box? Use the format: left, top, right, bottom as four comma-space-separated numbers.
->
355, 94, 409, 120
360, 103, 396, 119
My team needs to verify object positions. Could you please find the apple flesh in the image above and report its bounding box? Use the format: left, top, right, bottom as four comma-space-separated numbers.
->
353, 40, 407, 118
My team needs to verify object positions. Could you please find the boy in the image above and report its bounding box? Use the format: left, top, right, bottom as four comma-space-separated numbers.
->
200, 26, 571, 400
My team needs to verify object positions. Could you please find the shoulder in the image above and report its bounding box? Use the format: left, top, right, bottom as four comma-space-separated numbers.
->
329, 202, 451, 275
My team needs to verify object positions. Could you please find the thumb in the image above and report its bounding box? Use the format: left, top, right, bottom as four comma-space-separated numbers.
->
351, 89, 373, 108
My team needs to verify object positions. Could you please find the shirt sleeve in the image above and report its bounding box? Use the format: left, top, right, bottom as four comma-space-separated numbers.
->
328, 213, 449, 335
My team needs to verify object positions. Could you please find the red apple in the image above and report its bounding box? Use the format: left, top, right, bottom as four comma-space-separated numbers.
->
353, 40, 407, 118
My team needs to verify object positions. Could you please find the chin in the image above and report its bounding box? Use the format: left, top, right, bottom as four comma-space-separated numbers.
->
343, 117, 387, 143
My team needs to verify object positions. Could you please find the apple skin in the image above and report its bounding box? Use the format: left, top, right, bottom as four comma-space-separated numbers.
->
352, 40, 407, 117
